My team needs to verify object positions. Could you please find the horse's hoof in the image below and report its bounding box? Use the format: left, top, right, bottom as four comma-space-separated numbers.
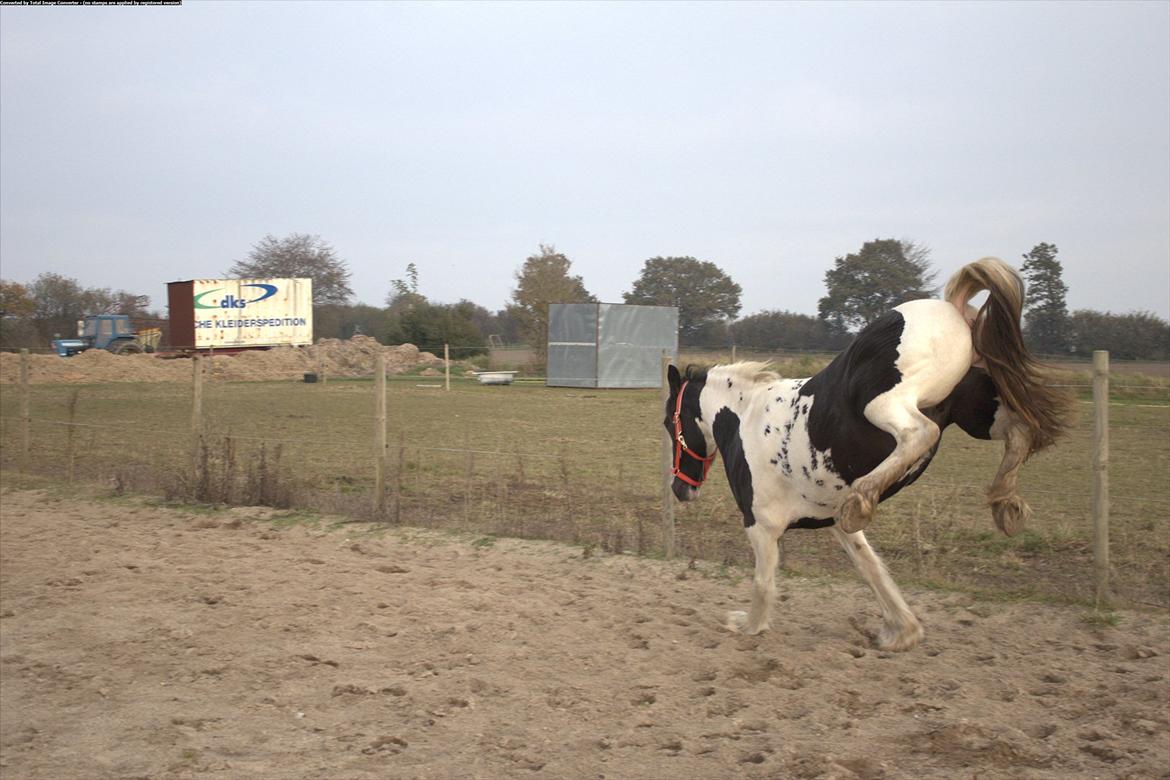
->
837, 492, 874, 534
726, 611, 748, 633
991, 495, 1032, 537
726, 611, 769, 635
875, 619, 925, 652
851, 614, 923, 651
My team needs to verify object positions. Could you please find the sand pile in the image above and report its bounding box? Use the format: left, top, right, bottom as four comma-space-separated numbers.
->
0, 336, 447, 385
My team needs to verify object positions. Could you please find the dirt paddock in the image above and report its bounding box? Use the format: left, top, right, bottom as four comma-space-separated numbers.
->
1, 488, 1167, 780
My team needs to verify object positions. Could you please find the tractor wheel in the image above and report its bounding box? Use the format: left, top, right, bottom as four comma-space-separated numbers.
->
111, 341, 143, 355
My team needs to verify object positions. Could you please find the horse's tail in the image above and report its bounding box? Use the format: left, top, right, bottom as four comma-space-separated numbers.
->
944, 257, 1073, 453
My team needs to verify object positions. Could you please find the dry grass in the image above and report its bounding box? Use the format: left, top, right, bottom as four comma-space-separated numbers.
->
1, 371, 1166, 607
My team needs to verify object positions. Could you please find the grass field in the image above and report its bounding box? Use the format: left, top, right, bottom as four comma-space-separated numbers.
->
2, 370, 1167, 609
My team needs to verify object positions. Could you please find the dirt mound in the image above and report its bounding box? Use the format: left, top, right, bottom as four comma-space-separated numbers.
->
0, 336, 446, 384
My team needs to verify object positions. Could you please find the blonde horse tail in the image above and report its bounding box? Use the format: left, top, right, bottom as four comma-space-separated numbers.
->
944, 257, 1073, 453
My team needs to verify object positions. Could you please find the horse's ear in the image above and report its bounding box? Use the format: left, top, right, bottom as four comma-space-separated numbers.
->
667, 364, 681, 392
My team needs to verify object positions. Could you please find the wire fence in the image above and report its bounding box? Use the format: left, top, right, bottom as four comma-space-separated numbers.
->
1, 351, 1167, 611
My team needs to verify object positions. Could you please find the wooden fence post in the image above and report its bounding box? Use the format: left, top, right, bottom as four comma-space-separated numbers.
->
375, 353, 387, 517
464, 429, 474, 523
65, 389, 79, 483
19, 349, 30, 474
660, 351, 676, 559
395, 429, 405, 524
444, 343, 451, 391
1092, 350, 1111, 608
191, 355, 204, 496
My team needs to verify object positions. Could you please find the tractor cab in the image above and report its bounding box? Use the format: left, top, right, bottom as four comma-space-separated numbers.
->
52, 314, 144, 356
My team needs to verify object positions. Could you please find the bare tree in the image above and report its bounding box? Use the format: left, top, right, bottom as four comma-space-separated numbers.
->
229, 234, 353, 306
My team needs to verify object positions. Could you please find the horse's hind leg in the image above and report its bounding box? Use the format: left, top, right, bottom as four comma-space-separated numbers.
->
727, 522, 781, 635
831, 526, 924, 651
987, 410, 1034, 536
839, 398, 941, 534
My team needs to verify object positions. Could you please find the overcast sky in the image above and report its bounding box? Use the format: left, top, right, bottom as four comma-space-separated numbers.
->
2, 1, 1167, 320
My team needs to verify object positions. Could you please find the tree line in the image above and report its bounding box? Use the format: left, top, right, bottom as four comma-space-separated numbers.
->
2, 233, 1166, 361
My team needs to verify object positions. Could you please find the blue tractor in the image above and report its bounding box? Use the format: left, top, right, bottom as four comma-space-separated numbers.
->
52, 314, 151, 357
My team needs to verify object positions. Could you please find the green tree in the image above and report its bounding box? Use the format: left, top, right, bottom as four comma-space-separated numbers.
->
623, 256, 741, 345
386, 262, 426, 312
229, 234, 353, 307
817, 239, 936, 333
1069, 309, 1169, 360
27, 272, 91, 340
506, 245, 595, 357
0, 280, 35, 319
731, 310, 848, 352
0, 280, 38, 349
1020, 242, 1070, 355
397, 300, 488, 358
22, 273, 156, 345
314, 303, 393, 341
343, 304, 393, 341
376, 264, 487, 355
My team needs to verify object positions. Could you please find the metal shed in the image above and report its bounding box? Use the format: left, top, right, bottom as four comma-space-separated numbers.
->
547, 303, 678, 388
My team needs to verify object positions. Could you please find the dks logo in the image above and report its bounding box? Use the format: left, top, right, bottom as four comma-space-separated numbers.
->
194, 284, 279, 310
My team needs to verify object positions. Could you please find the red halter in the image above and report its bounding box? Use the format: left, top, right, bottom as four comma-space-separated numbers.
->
671, 380, 717, 488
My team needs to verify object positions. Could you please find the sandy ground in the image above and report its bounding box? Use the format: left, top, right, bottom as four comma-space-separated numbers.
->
1, 488, 1167, 780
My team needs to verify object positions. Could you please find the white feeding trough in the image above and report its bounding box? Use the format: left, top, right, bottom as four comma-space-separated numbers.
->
474, 370, 517, 386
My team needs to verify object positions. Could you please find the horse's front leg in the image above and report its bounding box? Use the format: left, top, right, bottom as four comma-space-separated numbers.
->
839, 400, 940, 534
727, 521, 782, 635
831, 526, 924, 651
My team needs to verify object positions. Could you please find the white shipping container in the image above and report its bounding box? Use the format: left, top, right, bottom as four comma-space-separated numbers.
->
174, 278, 313, 349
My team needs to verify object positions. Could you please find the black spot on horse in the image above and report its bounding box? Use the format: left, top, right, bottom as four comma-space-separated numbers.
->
792, 311, 1006, 504
712, 407, 756, 528
764, 424, 771, 435
799, 311, 907, 485
787, 517, 836, 531
941, 368, 1000, 440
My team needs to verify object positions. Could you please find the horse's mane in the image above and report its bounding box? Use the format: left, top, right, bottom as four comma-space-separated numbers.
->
724, 361, 781, 384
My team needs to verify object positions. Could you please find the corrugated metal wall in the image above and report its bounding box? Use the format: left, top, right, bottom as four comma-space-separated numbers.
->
547, 303, 677, 388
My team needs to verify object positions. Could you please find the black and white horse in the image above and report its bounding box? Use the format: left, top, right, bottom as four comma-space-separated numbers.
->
664, 257, 1071, 650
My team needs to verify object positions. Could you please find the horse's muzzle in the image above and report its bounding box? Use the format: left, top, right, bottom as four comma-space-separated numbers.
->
672, 478, 699, 502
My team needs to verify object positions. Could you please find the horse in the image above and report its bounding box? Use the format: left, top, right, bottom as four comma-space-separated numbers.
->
664, 257, 1072, 651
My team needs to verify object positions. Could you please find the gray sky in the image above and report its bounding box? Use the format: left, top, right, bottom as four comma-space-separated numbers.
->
2, 1, 1168, 320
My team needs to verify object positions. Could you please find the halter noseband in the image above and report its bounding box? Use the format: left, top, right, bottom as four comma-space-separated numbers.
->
672, 380, 716, 488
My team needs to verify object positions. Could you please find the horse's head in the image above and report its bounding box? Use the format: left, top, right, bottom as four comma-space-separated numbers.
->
664, 364, 716, 502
